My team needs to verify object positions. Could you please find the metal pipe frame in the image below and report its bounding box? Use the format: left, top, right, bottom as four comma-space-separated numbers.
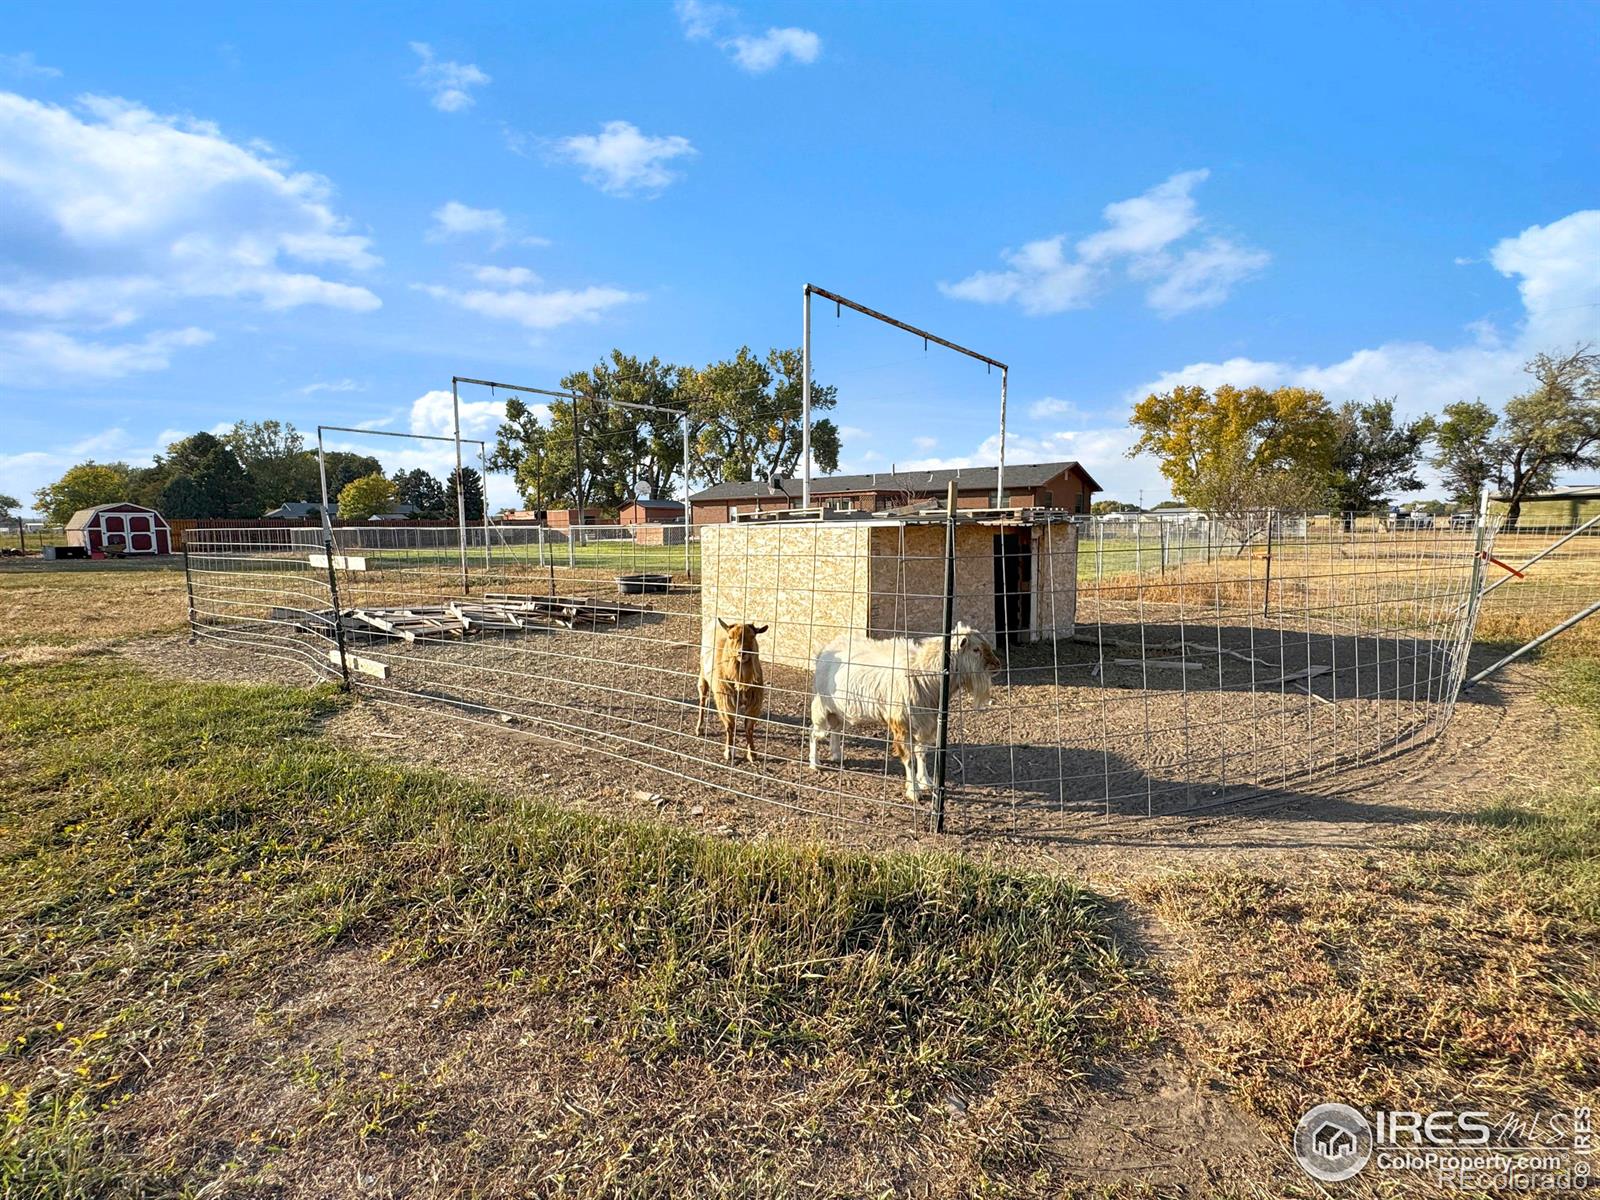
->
802, 284, 1010, 510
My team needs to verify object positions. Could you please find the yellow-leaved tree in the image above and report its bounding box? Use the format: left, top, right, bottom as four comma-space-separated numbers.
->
1128, 384, 1340, 531
337, 473, 397, 522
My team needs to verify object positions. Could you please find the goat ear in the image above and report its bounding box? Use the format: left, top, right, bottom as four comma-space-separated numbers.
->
717, 618, 732, 631
753, 624, 768, 634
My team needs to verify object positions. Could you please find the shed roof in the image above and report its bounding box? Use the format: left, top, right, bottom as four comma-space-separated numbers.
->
625, 497, 687, 511
65, 502, 163, 531
690, 460, 1101, 503
1492, 483, 1600, 501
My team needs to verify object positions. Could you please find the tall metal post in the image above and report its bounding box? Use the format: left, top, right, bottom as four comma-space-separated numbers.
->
931, 481, 959, 834
477, 443, 492, 576
801, 285, 812, 509
996, 365, 1008, 508
451, 378, 468, 593
682, 412, 693, 578
316, 427, 331, 517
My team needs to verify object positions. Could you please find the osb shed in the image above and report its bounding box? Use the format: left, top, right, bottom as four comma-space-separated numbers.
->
700, 510, 1078, 670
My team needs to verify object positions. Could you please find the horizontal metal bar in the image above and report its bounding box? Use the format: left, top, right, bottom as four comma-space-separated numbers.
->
454, 375, 683, 418
1462, 596, 1600, 690
318, 424, 485, 447
805, 284, 1008, 370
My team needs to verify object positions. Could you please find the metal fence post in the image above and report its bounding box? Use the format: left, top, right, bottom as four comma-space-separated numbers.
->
321, 534, 352, 691
181, 544, 198, 643
1262, 510, 1275, 618
931, 481, 958, 834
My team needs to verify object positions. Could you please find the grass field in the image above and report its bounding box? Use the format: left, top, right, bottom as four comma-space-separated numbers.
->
2, 559, 1597, 1195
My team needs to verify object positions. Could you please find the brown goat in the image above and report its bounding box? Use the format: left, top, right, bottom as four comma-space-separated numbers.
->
695, 619, 767, 764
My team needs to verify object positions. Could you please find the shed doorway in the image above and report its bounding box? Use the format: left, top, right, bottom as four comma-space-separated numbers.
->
993, 530, 1031, 643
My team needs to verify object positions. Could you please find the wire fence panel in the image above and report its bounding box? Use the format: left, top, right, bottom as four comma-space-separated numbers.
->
1474, 519, 1600, 649
184, 510, 1495, 835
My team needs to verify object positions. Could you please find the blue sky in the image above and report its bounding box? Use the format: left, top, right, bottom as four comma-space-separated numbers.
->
3, 0, 1597, 514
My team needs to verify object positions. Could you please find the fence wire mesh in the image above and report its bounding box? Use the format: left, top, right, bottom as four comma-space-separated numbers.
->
1474, 517, 1600, 650
186, 509, 1496, 833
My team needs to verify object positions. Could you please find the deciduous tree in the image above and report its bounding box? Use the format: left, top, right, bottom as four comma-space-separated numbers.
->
1494, 346, 1600, 524
338, 473, 397, 522
222, 420, 306, 507
391, 468, 446, 518
1429, 400, 1500, 505
1329, 398, 1432, 516
1128, 384, 1340, 524
33, 462, 133, 525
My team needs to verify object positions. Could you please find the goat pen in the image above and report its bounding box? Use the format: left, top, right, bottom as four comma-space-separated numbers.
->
184, 505, 1494, 835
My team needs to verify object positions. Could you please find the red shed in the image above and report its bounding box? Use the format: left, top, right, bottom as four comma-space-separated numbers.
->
65, 502, 173, 555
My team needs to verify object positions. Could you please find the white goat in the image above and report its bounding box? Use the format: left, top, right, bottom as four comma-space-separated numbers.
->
808, 622, 1002, 801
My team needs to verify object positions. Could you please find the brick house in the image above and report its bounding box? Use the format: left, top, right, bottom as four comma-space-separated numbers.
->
618, 498, 688, 525
688, 461, 1101, 525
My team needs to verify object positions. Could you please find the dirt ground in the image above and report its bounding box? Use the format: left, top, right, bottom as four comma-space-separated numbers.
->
120, 625, 1543, 883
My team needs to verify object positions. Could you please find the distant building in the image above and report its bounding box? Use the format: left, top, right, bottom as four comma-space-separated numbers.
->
1490, 484, 1600, 526
263, 501, 326, 520
688, 461, 1101, 525
619, 498, 687, 525
368, 502, 420, 521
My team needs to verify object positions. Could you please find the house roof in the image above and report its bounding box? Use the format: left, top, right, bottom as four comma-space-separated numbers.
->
65, 502, 161, 530
625, 498, 687, 511
263, 501, 326, 519
690, 461, 1101, 503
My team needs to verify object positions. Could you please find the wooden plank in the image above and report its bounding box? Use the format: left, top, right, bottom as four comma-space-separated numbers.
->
307, 552, 368, 571
327, 647, 389, 679
1112, 658, 1204, 671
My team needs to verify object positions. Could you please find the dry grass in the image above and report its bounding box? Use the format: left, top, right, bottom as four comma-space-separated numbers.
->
1129, 653, 1600, 1187
0, 566, 187, 647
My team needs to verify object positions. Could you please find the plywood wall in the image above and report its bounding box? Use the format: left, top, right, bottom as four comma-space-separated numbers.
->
701, 519, 1078, 670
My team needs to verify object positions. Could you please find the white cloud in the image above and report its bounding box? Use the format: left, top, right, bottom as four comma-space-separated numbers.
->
552, 121, 696, 197
0, 327, 212, 385
409, 42, 490, 113
471, 264, 539, 287
1130, 209, 1600, 478
1488, 210, 1600, 344
299, 378, 365, 395
1077, 169, 1208, 262
726, 28, 821, 72
912, 436, 937, 451
675, 0, 734, 40
0, 91, 379, 381
0, 52, 61, 80
1141, 237, 1271, 316
940, 170, 1266, 316
415, 282, 640, 330
674, 2, 821, 73
428, 200, 508, 243
1027, 396, 1083, 420
426, 203, 549, 249
939, 236, 1097, 314
409, 389, 513, 440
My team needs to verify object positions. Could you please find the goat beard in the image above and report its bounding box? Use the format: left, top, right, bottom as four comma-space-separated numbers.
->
962, 659, 994, 710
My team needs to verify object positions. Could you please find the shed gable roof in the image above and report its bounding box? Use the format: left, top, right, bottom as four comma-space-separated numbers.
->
690, 461, 1101, 503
